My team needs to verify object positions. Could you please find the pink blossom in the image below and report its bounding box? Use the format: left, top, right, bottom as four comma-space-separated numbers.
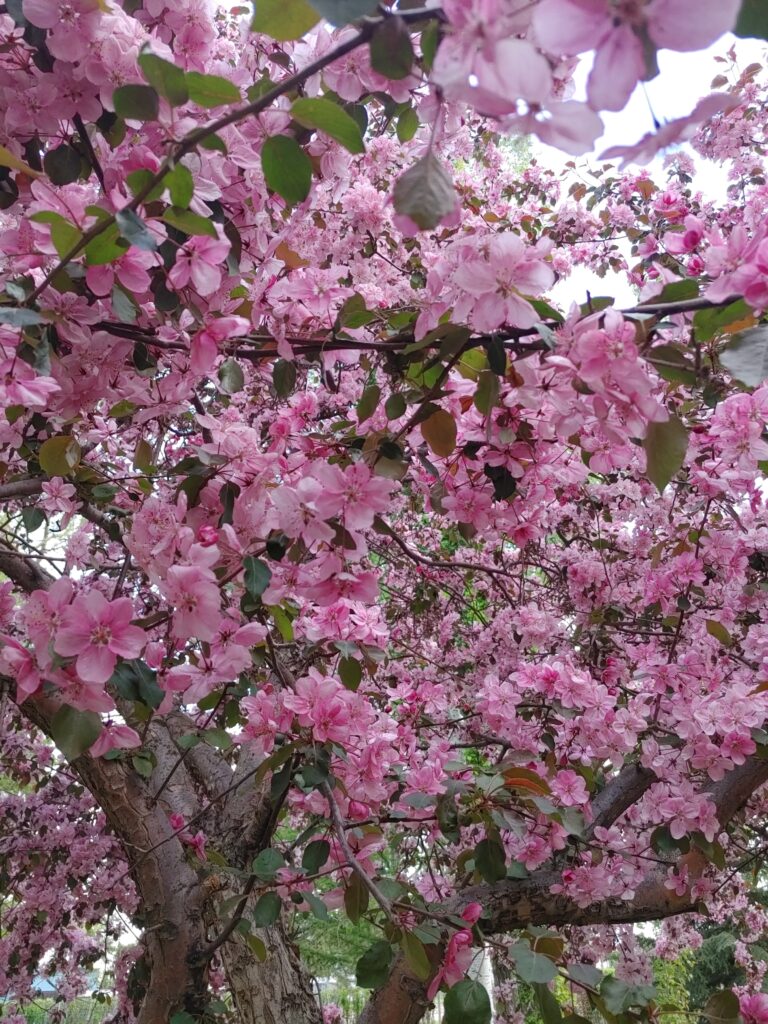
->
168, 234, 231, 296
161, 564, 222, 642
23, 0, 102, 62
190, 315, 250, 374
741, 994, 768, 1024
551, 769, 589, 806
283, 669, 351, 743
90, 723, 142, 757
55, 591, 145, 684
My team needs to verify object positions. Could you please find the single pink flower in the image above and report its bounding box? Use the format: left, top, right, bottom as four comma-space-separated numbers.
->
168, 234, 231, 297
55, 591, 145, 684
161, 564, 222, 642
90, 722, 142, 757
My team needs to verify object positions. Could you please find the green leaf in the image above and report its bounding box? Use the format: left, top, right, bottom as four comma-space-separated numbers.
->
39, 435, 82, 477
167, 164, 194, 209
643, 415, 688, 493
444, 980, 492, 1024
397, 106, 419, 143
533, 982, 563, 1024
703, 989, 742, 1023
735, 0, 768, 39
170, 1014, 197, 1024
21, 506, 45, 533
302, 839, 331, 874
138, 50, 189, 106
113, 84, 160, 121
385, 393, 406, 419
510, 942, 558, 984
356, 941, 394, 990
307, 0, 377, 24
356, 383, 381, 424
567, 964, 603, 989
600, 977, 656, 1015
339, 656, 362, 691
110, 659, 164, 709
706, 619, 732, 647
720, 325, 768, 387
654, 278, 699, 303
0, 307, 45, 327
162, 207, 218, 238
421, 408, 457, 458
303, 891, 329, 920
344, 873, 369, 924
85, 222, 128, 266
252, 847, 286, 881
261, 136, 312, 205
393, 153, 456, 231
116, 209, 157, 251
30, 211, 81, 259
252, 891, 282, 926
243, 555, 272, 598
474, 837, 506, 883
199, 133, 228, 154
186, 71, 241, 108
370, 15, 414, 80
400, 931, 430, 981
290, 97, 365, 154
218, 358, 245, 395
693, 298, 752, 342
646, 343, 696, 386
251, 0, 320, 40
273, 358, 297, 397
132, 753, 154, 778
43, 144, 82, 185
50, 706, 102, 761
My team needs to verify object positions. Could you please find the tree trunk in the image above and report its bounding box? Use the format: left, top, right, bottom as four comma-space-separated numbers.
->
221, 922, 322, 1024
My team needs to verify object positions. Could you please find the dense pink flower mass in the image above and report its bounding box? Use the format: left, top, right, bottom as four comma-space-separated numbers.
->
4, 0, 768, 1020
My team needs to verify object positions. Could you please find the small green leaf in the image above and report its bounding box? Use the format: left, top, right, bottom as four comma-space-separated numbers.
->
30, 211, 81, 259
261, 136, 312, 205
338, 656, 362, 691
291, 97, 365, 154
21, 506, 45, 533
356, 941, 394, 990
163, 207, 218, 238
302, 839, 331, 873
370, 15, 414, 80
344, 873, 369, 924
252, 891, 282, 926
43, 144, 83, 185
356, 383, 381, 425
167, 164, 194, 209
116, 209, 157, 251
252, 847, 286, 881
243, 555, 271, 598
138, 50, 189, 106
113, 84, 160, 121
703, 989, 742, 1023
643, 415, 688, 493
218, 358, 245, 394
303, 891, 329, 920
39, 435, 82, 477
252, 0, 320, 40
475, 837, 506, 883
186, 71, 241, 108
50, 706, 102, 761
392, 153, 456, 231
0, 308, 45, 327
273, 358, 297, 397
385, 393, 406, 419
533, 982, 563, 1024
706, 619, 732, 647
397, 106, 419, 143
444, 980, 492, 1024
400, 931, 431, 981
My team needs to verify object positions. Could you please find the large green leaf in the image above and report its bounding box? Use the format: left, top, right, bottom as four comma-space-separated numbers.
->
510, 943, 558, 984
39, 435, 82, 477
703, 989, 742, 1023
393, 153, 456, 231
719, 325, 768, 387
643, 415, 688, 493
474, 837, 506, 883
261, 136, 313, 205
50, 706, 102, 761
252, 0, 320, 39
443, 980, 492, 1024
291, 97, 365, 154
